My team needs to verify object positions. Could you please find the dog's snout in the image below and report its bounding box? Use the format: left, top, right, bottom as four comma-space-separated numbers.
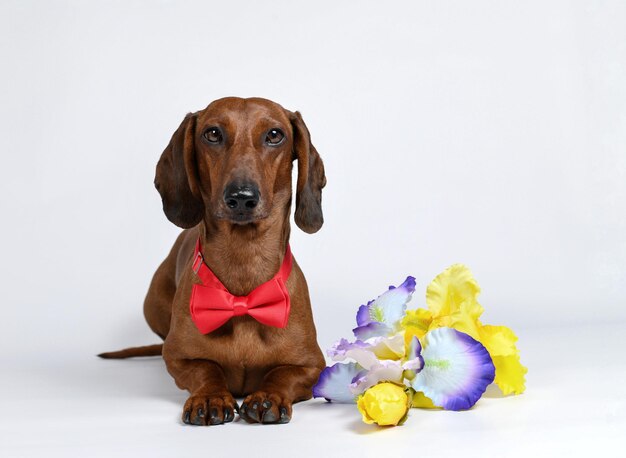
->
223, 183, 260, 211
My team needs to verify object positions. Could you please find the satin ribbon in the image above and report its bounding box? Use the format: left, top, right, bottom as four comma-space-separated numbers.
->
189, 239, 292, 334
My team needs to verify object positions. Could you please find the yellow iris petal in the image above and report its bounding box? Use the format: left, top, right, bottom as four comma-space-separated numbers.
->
479, 324, 527, 395
444, 304, 483, 340
479, 325, 519, 357
401, 308, 432, 345
491, 354, 527, 395
426, 264, 483, 318
411, 391, 441, 409
356, 383, 409, 426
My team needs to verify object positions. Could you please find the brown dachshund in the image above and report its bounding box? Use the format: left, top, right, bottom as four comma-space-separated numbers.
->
100, 97, 327, 426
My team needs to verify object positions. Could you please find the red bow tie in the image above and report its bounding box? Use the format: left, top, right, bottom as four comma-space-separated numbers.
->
189, 239, 293, 334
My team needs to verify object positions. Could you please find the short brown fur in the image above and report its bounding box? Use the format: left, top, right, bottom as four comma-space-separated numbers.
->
101, 97, 326, 425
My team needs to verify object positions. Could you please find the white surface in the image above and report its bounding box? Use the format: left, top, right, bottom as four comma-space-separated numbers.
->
1, 324, 624, 457
1, 1, 626, 456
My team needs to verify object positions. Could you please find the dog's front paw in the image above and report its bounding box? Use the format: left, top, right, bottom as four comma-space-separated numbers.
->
182, 393, 237, 426
240, 391, 292, 424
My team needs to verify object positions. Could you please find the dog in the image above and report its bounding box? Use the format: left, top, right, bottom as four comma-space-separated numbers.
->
100, 97, 327, 426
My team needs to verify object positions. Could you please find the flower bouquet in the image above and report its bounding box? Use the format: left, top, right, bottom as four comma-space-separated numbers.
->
312, 264, 527, 426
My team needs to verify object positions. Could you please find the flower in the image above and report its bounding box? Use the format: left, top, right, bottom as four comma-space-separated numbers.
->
327, 338, 379, 369
402, 264, 527, 396
312, 362, 363, 403
318, 334, 425, 399
349, 360, 405, 395
315, 268, 525, 426
328, 334, 406, 368
353, 276, 416, 340
357, 382, 410, 426
410, 327, 495, 410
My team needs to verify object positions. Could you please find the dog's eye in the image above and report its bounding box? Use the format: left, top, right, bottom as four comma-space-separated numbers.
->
203, 127, 223, 144
265, 129, 285, 145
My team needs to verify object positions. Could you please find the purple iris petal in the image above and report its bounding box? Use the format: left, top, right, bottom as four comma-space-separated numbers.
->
351, 368, 369, 385
403, 336, 425, 373
407, 335, 422, 359
375, 276, 416, 323
312, 362, 361, 403
356, 300, 375, 326
352, 276, 416, 339
392, 276, 417, 294
348, 360, 405, 395
327, 338, 379, 369
411, 328, 495, 411
327, 338, 368, 358
352, 322, 393, 340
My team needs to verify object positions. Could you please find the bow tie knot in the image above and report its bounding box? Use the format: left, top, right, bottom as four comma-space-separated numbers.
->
232, 300, 248, 317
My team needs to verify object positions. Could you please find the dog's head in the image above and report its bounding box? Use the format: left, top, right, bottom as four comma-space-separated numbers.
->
154, 97, 326, 233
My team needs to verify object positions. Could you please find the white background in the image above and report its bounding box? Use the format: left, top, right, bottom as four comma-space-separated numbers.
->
1, 1, 625, 457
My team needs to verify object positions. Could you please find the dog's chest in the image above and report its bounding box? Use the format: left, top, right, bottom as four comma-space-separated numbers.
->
188, 316, 295, 364
200, 318, 296, 394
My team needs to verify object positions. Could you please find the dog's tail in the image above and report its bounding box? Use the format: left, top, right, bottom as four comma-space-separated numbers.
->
97, 344, 163, 359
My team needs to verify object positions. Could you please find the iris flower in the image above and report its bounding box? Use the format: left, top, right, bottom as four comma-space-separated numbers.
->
410, 327, 495, 410
314, 327, 493, 411
319, 334, 424, 397
348, 336, 424, 395
353, 276, 416, 340
313, 269, 521, 420
402, 264, 527, 398
312, 362, 362, 403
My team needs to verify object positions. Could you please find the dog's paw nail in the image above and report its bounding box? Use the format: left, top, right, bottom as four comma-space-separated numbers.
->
262, 400, 272, 409
278, 406, 291, 424
261, 409, 278, 423
209, 408, 222, 425
224, 408, 234, 422
248, 404, 260, 422
183, 410, 191, 424
197, 408, 204, 417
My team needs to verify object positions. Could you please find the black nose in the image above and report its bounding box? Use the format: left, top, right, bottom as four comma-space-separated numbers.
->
223, 183, 260, 211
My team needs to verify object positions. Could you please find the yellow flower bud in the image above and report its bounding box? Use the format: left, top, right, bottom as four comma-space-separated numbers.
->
357, 383, 409, 426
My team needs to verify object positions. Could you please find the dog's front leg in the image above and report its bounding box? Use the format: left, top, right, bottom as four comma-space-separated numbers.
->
166, 358, 237, 426
240, 365, 322, 424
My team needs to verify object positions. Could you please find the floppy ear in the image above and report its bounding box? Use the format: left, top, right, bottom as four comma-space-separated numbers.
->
290, 111, 327, 234
154, 113, 204, 228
